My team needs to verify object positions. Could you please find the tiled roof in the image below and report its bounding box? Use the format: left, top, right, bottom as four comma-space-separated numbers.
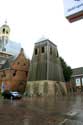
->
35, 39, 57, 47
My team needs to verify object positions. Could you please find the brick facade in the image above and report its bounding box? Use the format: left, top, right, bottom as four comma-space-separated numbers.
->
0, 49, 30, 93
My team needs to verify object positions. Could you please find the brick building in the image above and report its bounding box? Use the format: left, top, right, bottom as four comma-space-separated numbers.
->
71, 67, 83, 92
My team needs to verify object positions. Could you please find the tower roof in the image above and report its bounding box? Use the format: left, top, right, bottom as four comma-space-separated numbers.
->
2, 23, 10, 28
35, 38, 57, 48
0, 21, 10, 33
37, 36, 48, 42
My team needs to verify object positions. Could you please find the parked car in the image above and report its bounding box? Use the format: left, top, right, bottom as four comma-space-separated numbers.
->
2, 91, 22, 99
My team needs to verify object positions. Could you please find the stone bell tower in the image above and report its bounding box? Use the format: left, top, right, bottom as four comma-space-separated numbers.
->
26, 38, 67, 96
26, 39, 67, 97
0, 21, 10, 51
28, 39, 64, 81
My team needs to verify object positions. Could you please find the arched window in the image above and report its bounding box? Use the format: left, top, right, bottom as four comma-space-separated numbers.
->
6, 31, 8, 34
3, 28, 5, 33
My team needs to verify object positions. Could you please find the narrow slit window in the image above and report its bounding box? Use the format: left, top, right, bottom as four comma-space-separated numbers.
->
35, 48, 38, 55
41, 47, 44, 53
57, 52, 59, 57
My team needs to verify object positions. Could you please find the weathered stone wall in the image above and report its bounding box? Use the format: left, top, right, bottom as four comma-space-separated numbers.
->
25, 80, 67, 97
28, 40, 64, 82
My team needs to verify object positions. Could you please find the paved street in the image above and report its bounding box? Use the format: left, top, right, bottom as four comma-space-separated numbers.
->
0, 95, 83, 125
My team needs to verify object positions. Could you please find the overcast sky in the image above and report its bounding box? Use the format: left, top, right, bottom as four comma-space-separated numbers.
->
0, 0, 83, 68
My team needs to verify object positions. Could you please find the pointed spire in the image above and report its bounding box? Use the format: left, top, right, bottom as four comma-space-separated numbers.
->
5, 19, 7, 25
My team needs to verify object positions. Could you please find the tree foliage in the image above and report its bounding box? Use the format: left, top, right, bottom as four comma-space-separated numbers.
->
60, 57, 72, 82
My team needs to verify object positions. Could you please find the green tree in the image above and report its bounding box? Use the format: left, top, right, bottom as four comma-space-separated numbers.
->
60, 57, 72, 82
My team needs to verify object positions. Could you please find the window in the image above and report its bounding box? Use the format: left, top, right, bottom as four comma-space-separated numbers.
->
3, 28, 5, 33
2, 72, 6, 77
17, 62, 20, 65
76, 78, 80, 86
56, 52, 59, 57
13, 70, 16, 76
50, 47, 52, 55
24, 63, 26, 66
41, 46, 44, 53
6, 31, 8, 34
2, 48, 6, 51
35, 48, 38, 55
82, 78, 83, 85
26, 72, 28, 77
